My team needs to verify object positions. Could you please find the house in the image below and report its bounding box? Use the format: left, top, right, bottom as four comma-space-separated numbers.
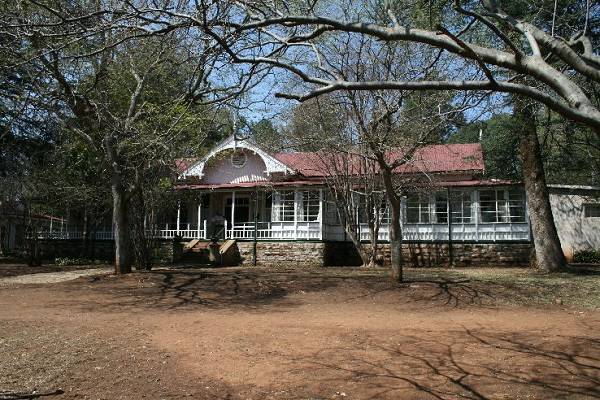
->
548, 185, 600, 262
29, 135, 598, 266
168, 135, 534, 266
0, 199, 64, 255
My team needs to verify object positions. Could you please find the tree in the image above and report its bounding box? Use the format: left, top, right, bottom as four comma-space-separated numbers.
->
450, 114, 523, 180
2, 2, 261, 273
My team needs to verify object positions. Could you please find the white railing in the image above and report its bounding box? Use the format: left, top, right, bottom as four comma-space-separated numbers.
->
35, 221, 530, 242
36, 231, 114, 240
344, 222, 530, 242
229, 221, 322, 240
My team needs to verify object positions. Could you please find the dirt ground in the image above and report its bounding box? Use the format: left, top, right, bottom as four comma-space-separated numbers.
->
0, 265, 599, 400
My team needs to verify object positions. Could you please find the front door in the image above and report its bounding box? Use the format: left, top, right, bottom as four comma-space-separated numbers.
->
224, 195, 251, 224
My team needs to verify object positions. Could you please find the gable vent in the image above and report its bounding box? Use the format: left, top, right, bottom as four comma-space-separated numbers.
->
231, 150, 247, 169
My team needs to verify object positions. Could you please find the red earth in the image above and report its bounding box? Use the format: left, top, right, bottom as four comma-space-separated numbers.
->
0, 265, 598, 399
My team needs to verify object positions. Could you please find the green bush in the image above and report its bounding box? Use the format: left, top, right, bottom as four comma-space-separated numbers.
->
574, 250, 600, 264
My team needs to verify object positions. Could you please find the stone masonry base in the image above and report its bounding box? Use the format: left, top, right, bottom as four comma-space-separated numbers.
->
237, 240, 532, 267
33, 238, 532, 268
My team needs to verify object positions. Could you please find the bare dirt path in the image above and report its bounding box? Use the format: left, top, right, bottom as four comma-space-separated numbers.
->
0, 268, 111, 286
0, 266, 598, 400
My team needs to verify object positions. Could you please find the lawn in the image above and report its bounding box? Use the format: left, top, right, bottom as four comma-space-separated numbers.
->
0, 264, 599, 399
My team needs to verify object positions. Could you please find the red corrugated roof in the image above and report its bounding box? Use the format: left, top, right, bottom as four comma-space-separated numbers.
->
176, 143, 484, 178
273, 143, 484, 177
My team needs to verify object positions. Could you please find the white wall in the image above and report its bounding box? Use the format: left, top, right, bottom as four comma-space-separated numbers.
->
550, 191, 600, 260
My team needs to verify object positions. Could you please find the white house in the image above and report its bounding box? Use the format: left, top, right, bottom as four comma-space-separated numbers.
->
167, 135, 534, 266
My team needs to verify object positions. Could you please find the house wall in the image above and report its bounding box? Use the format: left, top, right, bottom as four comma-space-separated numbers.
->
550, 191, 600, 260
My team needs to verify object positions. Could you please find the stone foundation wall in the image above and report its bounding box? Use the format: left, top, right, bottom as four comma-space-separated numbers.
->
325, 241, 532, 267
237, 241, 326, 266
33, 238, 532, 267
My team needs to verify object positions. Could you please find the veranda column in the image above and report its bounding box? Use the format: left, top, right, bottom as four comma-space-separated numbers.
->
230, 191, 236, 239
176, 201, 181, 236
318, 188, 323, 240
473, 190, 480, 241
293, 189, 299, 240
197, 194, 202, 239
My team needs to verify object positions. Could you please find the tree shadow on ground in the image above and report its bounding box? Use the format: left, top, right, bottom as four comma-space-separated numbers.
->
48, 267, 503, 313
281, 328, 600, 399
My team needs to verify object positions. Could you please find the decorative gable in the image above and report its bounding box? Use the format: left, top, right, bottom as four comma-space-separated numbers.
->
180, 135, 293, 180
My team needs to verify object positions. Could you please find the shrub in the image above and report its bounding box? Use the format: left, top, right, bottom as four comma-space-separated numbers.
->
574, 250, 600, 264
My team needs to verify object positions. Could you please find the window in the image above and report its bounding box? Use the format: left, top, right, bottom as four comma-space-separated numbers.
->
300, 190, 320, 222
507, 190, 526, 222
584, 203, 600, 217
450, 191, 472, 223
434, 192, 448, 224
406, 194, 430, 224
479, 189, 526, 223
273, 191, 295, 222
479, 190, 506, 223
263, 193, 272, 222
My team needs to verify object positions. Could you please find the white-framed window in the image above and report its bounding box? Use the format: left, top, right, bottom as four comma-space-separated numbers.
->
584, 203, 600, 218
507, 189, 526, 222
299, 190, 320, 222
434, 192, 448, 224
406, 193, 430, 224
450, 191, 472, 223
273, 191, 295, 222
479, 188, 526, 223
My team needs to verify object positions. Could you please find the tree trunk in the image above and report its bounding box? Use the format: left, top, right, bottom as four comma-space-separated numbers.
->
378, 164, 403, 282
516, 101, 566, 272
112, 174, 132, 274
388, 199, 403, 282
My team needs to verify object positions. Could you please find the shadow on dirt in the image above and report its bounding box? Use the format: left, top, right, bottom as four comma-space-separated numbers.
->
46, 267, 503, 313
282, 328, 600, 399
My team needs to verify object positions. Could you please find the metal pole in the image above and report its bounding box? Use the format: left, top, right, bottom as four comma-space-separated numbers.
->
253, 190, 258, 266
447, 187, 453, 267
230, 191, 236, 239
197, 194, 202, 239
